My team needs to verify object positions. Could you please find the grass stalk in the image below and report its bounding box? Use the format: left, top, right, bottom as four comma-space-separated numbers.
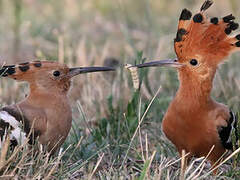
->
120, 85, 162, 170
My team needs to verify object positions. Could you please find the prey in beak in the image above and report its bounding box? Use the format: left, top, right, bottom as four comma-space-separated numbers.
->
133, 59, 184, 68
68, 66, 115, 78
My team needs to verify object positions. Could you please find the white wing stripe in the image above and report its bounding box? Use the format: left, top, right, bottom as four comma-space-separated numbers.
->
226, 112, 236, 144
0, 111, 20, 128
0, 110, 27, 146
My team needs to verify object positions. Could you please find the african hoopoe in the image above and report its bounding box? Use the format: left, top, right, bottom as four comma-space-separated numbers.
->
134, 0, 239, 170
0, 60, 114, 153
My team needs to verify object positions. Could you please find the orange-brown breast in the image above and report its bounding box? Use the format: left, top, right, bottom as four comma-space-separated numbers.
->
162, 93, 230, 163
16, 90, 72, 152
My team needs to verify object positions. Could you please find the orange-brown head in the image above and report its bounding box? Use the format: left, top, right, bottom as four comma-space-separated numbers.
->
0, 60, 114, 153
133, 0, 240, 94
0, 60, 115, 94
173, 0, 239, 82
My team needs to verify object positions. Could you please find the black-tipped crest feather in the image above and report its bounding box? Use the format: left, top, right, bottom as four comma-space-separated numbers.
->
179, 9, 192, 20
200, 0, 213, 11
0, 66, 16, 77
223, 14, 235, 23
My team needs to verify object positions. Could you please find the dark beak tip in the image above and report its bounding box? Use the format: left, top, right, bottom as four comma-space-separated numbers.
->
105, 67, 116, 71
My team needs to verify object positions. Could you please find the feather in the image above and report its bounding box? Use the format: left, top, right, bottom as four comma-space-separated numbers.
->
200, 0, 213, 11
0, 111, 27, 148
174, 1, 240, 64
218, 111, 238, 150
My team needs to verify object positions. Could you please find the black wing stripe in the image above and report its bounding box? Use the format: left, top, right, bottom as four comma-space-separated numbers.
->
218, 111, 238, 150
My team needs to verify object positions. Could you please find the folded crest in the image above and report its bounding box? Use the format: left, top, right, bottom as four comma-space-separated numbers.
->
0, 61, 57, 78
174, 0, 240, 63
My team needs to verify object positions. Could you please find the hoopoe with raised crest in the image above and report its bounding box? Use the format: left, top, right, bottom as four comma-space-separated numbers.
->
0, 60, 114, 153
134, 0, 240, 170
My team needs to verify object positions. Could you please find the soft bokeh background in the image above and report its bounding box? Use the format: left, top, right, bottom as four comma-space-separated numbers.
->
1, 0, 240, 179
1, 0, 240, 117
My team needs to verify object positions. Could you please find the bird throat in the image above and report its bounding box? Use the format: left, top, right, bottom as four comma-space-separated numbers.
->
176, 70, 215, 108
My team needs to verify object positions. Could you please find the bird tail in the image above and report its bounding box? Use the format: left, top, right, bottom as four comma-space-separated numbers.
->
174, 0, 240, 63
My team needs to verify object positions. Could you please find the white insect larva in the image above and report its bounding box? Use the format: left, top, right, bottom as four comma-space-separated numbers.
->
125, 63, 139, 90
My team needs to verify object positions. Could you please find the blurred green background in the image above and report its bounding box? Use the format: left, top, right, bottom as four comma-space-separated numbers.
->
1, 0, 239, 64
1, 0, 240, 115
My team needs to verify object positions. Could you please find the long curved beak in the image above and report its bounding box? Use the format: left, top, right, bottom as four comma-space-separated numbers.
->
68, 66, 115, 78
133, 59, 183, 68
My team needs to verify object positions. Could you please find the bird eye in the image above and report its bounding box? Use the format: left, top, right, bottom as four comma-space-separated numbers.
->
53, 71, 61, 77
189, 59, 198, 66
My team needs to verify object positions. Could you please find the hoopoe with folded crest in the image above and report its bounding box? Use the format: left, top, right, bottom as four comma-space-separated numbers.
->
0, 60, 114, 153
134, 0, 240, 170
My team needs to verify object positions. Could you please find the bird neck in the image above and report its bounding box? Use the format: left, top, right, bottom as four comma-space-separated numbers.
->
175, 69, 215, 108
24, 83, 70, 109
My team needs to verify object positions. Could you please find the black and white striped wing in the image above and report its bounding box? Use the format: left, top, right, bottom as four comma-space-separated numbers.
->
218, 111, 238, 150
0, 110, 27, 148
